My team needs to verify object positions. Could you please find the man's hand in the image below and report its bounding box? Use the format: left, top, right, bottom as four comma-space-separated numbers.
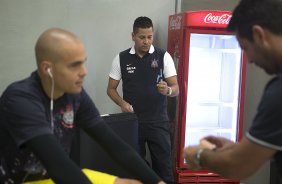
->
157, 81, 169, 95
183, 138, 218, 170
183, 145, 202, 170
200, 139, 216, 150
203, 136, 235, 151
120, 100, 134, 113
114, 178, 142, 184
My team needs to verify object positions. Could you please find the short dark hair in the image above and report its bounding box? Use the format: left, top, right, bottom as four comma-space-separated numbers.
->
133, 16, 153, 33
227, 0, 282, 40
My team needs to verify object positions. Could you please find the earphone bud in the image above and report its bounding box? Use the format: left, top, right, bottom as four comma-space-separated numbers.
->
47, 68, 53, 78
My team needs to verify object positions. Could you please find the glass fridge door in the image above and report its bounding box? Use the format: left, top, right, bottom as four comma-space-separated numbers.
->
184, 33, 242, 149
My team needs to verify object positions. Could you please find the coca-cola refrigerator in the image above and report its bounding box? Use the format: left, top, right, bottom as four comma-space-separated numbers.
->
167, 10, 246, 183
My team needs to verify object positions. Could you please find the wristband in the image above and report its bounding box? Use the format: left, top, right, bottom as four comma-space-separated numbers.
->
193, 148, 204, 167
167, 87, 172, 96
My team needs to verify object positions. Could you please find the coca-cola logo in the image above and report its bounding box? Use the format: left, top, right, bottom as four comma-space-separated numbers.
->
169, 16, 182, 30
204, 13, 231, 25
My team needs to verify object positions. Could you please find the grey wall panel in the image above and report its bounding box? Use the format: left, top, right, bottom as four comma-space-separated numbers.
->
0, 0, 174, 115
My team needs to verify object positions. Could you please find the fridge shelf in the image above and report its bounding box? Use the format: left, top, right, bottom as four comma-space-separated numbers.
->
186, 128, 235, 132
189, 101, 238, 107
191, 47, 241, 54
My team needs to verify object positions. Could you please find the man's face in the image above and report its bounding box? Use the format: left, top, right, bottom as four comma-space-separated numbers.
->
52, 42, 87, 94
236, 33, 278, 75
132, 27, 153, 55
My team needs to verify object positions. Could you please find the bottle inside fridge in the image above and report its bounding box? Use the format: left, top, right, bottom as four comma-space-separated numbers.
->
184, 33, 242, 149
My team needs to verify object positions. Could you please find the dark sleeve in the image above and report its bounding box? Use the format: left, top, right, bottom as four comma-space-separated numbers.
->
84, 121, 162, 183
4, 90, 52, 146
74, 89, 103, 128
248, 76, 282, 149
25, 134, 91, 184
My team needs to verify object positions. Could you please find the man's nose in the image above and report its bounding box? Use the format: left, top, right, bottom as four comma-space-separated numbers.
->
80, 65, 88, 77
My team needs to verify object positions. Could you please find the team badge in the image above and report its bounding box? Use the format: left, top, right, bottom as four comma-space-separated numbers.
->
61, 105, 74, 128
151, 59, 159, 68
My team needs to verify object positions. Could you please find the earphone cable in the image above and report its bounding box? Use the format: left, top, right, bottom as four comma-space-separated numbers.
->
50, 77, 54, 132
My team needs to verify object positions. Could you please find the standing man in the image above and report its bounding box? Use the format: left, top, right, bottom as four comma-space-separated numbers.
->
183, 0, 282, 183
107, 16, 179, 183
0, 28, 166, 184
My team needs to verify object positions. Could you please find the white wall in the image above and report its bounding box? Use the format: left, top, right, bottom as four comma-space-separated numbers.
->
0, 0, 174, 114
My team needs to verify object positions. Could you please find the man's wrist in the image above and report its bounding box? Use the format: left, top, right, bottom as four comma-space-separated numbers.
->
167, 86, 172, 96
193, 148, 205, 167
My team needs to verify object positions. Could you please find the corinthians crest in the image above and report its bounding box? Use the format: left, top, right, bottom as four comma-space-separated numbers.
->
151, 59, 159, 68
61, 105, 74, 128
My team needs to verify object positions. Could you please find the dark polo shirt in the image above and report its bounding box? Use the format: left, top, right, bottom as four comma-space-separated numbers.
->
119, 47, 168, 123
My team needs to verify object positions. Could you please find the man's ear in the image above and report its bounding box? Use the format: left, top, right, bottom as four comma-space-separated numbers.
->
41, 60, 52, 76
252, 25, 269, 47
131, 32, 135, 41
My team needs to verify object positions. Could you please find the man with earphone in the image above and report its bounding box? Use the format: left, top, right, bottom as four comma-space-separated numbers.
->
0, 28, 166, 184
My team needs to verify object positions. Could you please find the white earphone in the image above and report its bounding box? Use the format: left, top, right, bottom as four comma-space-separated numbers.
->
47, 67, 54, 132
47, 68, 53, 78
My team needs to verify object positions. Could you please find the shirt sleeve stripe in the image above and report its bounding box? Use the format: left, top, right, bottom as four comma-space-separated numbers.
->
246, 132, 282, 151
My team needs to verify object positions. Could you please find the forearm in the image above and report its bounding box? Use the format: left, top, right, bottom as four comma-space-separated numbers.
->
26, 135, 91, 184
168, 83, 179, 97
24, 169, 117, 184
200, 144, 261, 179
164, 75, 179, 97
107, 88, 124, 107
85, 122, 161, 183
200, 148, 243, 178
107, 88, 133, 112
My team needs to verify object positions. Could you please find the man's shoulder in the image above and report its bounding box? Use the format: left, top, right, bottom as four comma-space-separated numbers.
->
153, 46, 166, 53
266, 74, 282, 90
119, 48, 131, 56
2, 72, 41, 100
151, 47, 166, 58
119, 48, 134, 65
